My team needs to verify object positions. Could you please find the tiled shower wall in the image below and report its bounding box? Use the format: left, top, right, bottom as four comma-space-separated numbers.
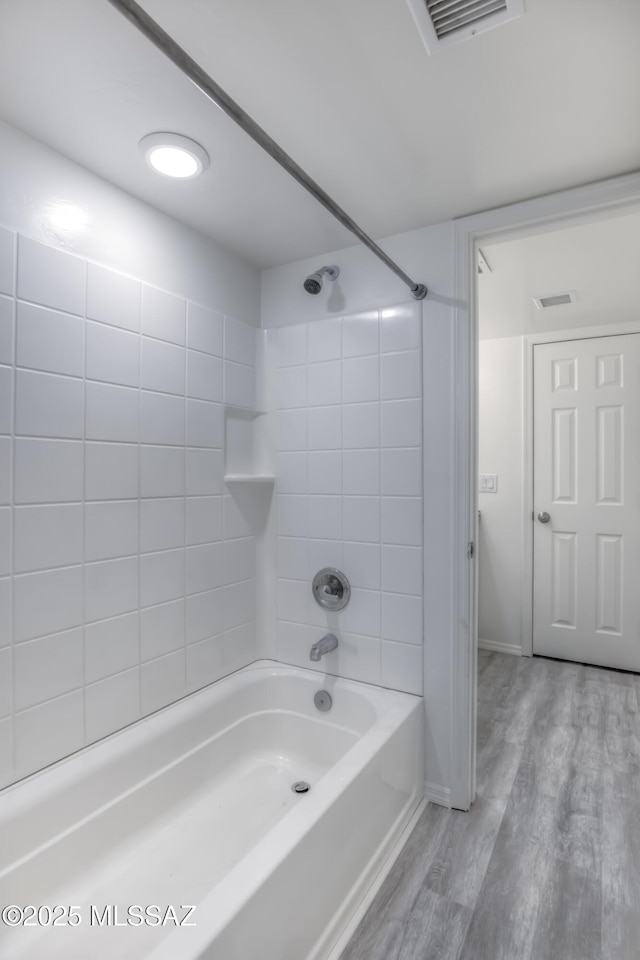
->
0, 226, 258, 787
269, 304, 423, 695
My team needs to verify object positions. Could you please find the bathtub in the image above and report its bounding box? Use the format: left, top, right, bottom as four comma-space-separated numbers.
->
0, 661, 424, 960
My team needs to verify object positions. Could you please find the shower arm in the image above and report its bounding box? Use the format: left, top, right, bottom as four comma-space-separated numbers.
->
105, 0, 428, 301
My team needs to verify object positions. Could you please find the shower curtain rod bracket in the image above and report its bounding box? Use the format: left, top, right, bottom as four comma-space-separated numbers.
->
106, 0, 429, 301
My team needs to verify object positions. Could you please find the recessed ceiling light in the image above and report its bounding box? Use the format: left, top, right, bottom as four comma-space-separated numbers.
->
139, 133, 209, 179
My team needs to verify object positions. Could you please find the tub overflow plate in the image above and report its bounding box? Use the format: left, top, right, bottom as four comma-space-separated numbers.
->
314, 690, 333, 712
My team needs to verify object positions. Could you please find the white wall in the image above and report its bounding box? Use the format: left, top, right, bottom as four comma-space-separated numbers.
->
262, 221, 457, 796
477, 337, 525, 653
0, 122, 262, 788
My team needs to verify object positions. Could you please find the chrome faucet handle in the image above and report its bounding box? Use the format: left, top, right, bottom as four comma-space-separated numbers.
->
312, 568, 350, 611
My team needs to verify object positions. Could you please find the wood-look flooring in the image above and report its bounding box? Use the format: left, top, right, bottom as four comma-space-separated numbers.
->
340, 650, 640, 960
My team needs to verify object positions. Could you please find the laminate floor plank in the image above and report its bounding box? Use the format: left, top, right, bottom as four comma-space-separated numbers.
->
339, 652, 640, 960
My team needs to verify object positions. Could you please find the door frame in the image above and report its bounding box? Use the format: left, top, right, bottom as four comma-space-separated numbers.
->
522, 325, 640, 656
450, 171, 640, 811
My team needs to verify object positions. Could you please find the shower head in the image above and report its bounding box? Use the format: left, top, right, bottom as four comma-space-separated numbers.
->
303, 265, 340, 295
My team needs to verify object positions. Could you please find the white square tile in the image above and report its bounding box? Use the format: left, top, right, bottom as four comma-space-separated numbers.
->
16, 370, 83, 439
14, 503, 83, 573
342, 310, 379, 358
0, 437, 10, 505
343, 450, 380, 496
141, 650, 186, 715
85, 611, 139, 682
343, 496, 380, 543
330, 631, 381, 685
308, 406, 341, 451
14, 691, 84, 780
140, 391, 184, 446
381, 448, 422, 496
186, 448, 223, 496
381, 350, 421, 400
142, 286, 185, 345
225, 316, 256, 365
0, 648, 11, 717
276, 495, 307, 538
17, 302, 84, 377
224, 579, 255, 629
186, 496, 222, 545
187, 636, 224, 690
224, 494, 255, 540
277, 452, 307, 494
382, 497, 422, 546
86, 321, 139, 387
277, 578, 308, 623
343, 356, 379, 404
85, 382, 138, 443
382, 592, 423, 645
277, 537, 308, 580
85, 556, 139, 623
343, 402, 379, 449
339, 587, 381, 637
141, 446, 184, 498
186, 542, 222, 595
276, 365, 307, 409
141, 337, 185, 395
187, 350, 222, 402
87, 262, 140, 331
382, 544, 422, 596
86, 442, 138, 500
186, 588, 223, 644
224, 538, 255, 584
276, 410, 307, 452
18, 237, 85, 316
307, 539, 343, 582
0, 718, 13, 788
0, 296, 13, 364
308, 451, 342, 494
308, 318, 341, 363
0, 508, 9, 576
14, 566, 83, 642
381, 640, 423, 694
381, 399, 422, 448
308, 360, 341, 406
380, 303, 421, 353
187, 302, 223, 356
308, 495, 341, 540
224, 360, 255, 408
85, 500, 139, 562
187, 399, 224, 448
275, 619, 311, 669
86, 668, 140, 742
343, 541, 381, 590
140, 498, 184, 553
0, 578, 11, 647
14, 628, 83, 710
272, 324, 307, 367
140, 549, 184, 607
141, 599, 185, 661
0, 227, 15, 296
221, 621, 256, 673
15, 439, 83, 504
0, 366, 11, 434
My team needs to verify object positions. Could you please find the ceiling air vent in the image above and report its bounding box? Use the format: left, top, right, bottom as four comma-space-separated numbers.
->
407, 0, 525, 54
533, 290, 577, 310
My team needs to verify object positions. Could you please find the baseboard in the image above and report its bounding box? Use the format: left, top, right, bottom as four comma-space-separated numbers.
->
424, 780, 451, 808
478, 638, 522, 656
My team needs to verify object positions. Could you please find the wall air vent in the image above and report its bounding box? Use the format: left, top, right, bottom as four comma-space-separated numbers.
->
533, 290, 577, 310
406, 0, 525, 54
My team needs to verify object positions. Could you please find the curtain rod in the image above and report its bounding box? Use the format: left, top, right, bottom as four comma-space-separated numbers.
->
106, 0, 428, 300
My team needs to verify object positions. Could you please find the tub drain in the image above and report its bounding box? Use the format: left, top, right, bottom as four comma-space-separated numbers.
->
292, 780, 310, 794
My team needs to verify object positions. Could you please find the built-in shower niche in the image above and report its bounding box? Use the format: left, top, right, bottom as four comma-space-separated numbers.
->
224, 405, 275, 484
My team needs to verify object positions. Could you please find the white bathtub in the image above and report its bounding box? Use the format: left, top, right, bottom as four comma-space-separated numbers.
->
0, 661, 424, 960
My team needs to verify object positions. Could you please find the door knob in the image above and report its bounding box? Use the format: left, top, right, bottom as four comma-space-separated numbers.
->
537, 511, 551, 524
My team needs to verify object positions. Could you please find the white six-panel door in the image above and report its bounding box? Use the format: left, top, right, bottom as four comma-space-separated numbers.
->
533, 334, 640, 671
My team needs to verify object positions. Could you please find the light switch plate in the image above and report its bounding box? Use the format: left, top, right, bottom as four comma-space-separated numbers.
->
479, 474, 498, 493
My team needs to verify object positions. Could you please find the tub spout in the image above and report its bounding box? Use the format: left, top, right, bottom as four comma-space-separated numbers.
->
310, 633, 338, 661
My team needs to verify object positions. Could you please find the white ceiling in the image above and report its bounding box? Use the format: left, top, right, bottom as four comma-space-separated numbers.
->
478, 207, 640, 340
0, 0, 638, 268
